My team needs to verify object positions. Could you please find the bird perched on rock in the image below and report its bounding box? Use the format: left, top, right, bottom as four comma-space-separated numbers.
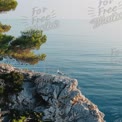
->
57, 70, 65, 76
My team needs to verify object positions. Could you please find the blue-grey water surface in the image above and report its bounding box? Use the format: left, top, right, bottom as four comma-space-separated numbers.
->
1, 19, 122, 122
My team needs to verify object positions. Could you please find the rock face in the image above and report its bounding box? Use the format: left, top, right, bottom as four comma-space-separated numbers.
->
0, 64, 105, 122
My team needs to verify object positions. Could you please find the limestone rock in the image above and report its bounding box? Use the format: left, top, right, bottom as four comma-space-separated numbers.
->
0, 64, 105, 122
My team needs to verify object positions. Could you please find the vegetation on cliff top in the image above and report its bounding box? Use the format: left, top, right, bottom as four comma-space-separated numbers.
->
0, 71, 24, 96
9, 109, 44, 122
0, 0, 47, 65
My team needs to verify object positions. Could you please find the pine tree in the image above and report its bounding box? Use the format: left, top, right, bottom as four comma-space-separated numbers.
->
0, 0, 47, 65
0, 0, 17, 33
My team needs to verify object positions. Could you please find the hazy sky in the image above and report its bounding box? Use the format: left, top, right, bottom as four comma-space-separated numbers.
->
1, 0, 122, 41
0, 0, 89, 19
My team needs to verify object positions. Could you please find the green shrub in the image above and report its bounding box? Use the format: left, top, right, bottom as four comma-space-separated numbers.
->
9, 109, 44, 122
0, 86, 4, 94
0, 71, 24, 95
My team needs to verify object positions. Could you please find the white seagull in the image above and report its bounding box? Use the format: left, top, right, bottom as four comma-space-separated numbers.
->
57, 69, 65, 75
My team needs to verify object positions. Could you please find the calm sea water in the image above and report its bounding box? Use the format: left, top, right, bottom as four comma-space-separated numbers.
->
1, 19, 122, 122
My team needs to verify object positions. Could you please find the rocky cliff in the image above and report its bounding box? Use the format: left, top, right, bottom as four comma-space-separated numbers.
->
0, 64, 105, 122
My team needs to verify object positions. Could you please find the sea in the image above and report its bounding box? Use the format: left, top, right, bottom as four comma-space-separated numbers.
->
0, 19, 122, 122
